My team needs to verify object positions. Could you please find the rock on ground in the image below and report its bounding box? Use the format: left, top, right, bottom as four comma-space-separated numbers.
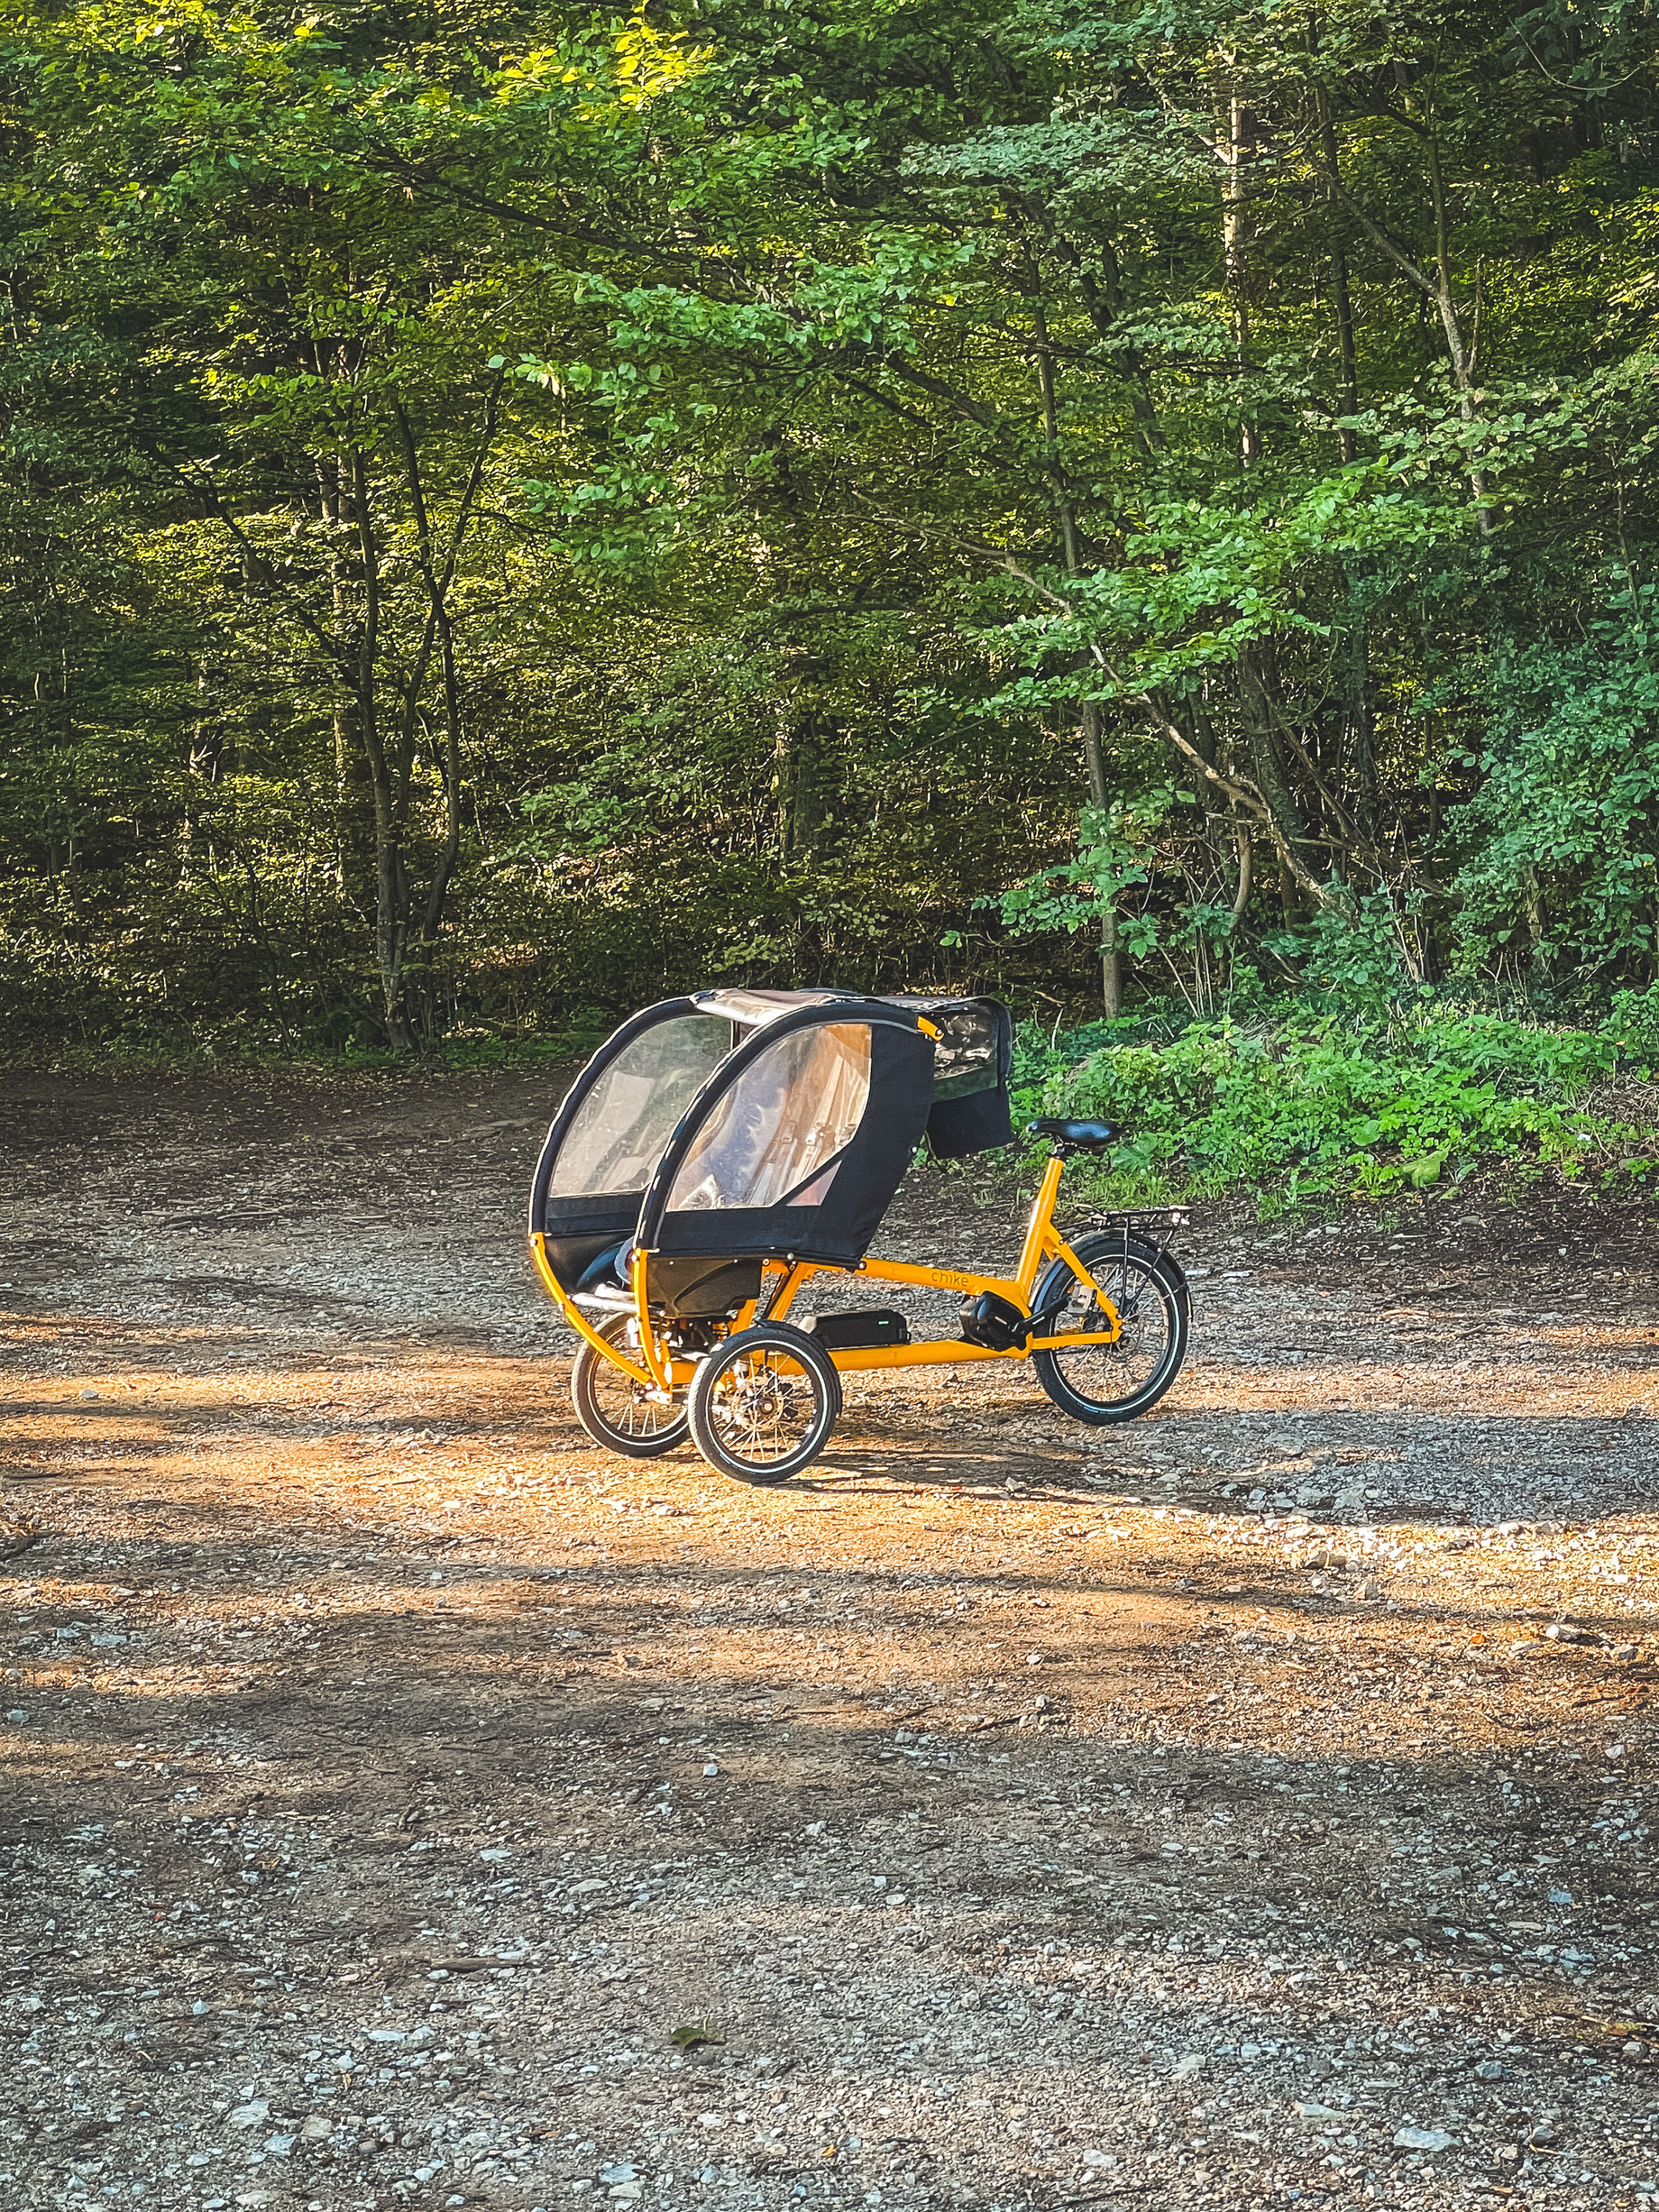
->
3, 1067, 1659, 2212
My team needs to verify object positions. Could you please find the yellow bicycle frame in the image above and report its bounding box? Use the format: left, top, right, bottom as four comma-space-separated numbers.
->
528, 1152, 1119, 1393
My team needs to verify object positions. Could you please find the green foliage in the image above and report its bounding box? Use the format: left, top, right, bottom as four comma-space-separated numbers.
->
4, 0, 1659, 1059
1020, 999, 1642, 1203
1259, 892, 1429, 1027
977, 794, 1175, 958
1452, 581, 1659, 971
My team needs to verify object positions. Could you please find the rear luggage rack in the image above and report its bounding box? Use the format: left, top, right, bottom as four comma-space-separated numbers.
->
1077, 1206, 1190, 1268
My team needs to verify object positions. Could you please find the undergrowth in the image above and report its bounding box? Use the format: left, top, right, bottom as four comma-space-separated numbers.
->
17, 975, 1659, 1217
0, 1018, 615, 1080
1012, 984, 1659, 1208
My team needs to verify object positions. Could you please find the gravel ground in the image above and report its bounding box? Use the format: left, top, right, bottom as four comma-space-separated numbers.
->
4, 1067, 1659, 2212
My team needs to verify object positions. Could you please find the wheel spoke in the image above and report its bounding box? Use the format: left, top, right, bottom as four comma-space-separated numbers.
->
1033, 1237, 1187, 1424
573, 1318, 688, 1457
713, 1353, 816, 1463
691, 1329, 836, 1481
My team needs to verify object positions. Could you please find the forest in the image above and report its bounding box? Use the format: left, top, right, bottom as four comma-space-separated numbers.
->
3, 0, 1659, 1068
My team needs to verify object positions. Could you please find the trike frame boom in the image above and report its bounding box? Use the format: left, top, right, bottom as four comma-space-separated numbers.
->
528, 1152, 1121, 1393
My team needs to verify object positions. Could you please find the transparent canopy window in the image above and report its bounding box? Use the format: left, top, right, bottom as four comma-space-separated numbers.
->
667, 1023, 872, 1212
549, 1015, 731, 1199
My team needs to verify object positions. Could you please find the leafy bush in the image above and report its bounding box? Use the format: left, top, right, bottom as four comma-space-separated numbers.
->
1015, 998, 1653, 1204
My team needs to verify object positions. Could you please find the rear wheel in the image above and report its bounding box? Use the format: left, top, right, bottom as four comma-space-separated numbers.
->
572, 1315, 689, 1457
1030, 1232, 1189, 1425
688, 1324, 841, 1484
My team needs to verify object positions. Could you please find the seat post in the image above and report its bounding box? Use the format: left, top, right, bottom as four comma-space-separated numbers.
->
1015, 1154, 1067, 1293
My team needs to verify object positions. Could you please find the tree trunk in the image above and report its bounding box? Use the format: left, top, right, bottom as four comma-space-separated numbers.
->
776, 710, 823, 862
1030, 261, 1121, 1016
1230, 825, 1253, 923
1313, 83, 1360, 463
1080, 697, 1120, 1016
1215, 83, 1262, 467
336, 444, 415, 1053
391, 380, 500, 1046
1346, 588, 1380, 856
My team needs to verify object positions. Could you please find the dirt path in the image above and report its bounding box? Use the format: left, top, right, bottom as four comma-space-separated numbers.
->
4, 1069, 1659, 2212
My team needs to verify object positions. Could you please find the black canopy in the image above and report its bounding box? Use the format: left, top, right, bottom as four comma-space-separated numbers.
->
529, 988, 1011, 1292
888, 993, 1014, 1158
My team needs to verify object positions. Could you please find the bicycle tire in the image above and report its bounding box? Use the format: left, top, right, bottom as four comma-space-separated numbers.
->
687, 1323, 840, 1484
1029, 1231, 1190, 1425
571, 1315, 690, 1457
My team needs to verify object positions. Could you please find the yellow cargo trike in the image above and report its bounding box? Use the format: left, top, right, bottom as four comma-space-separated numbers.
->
527, 990, 1190, 1481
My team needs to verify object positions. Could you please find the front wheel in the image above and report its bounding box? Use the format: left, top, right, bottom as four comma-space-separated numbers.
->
1029, 1232, 1190, 1425
572, 1315, 690, 1457
687, 1324, 841, 1484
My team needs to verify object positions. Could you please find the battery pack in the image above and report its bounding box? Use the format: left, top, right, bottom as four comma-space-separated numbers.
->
800, 1308, 910, 1352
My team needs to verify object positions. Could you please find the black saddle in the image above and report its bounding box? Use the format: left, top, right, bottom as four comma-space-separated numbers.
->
1026, 1117, 1118, 1153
